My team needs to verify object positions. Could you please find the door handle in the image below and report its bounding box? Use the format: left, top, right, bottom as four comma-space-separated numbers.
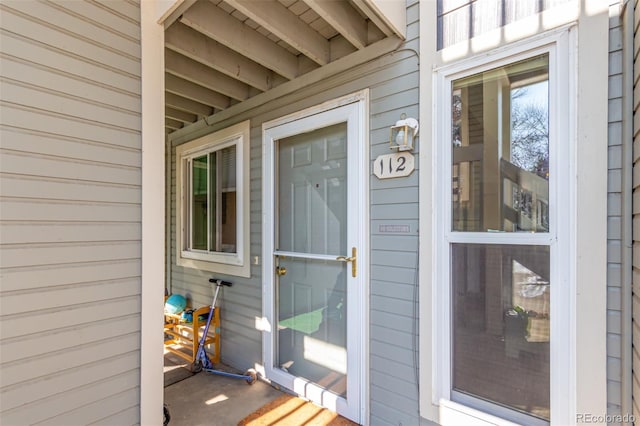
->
336, 247, 357, 278
276, 266, 287, 276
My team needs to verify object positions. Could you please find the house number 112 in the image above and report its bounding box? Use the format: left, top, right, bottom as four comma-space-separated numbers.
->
373, 152, 415, 179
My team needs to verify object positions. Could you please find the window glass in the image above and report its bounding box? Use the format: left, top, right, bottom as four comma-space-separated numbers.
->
277, 123, 347, 255
191, 155, 208, 250
219, 145, 237, 253
451, 243, 550, 422
187, 145, 237, 254
448, 54, 554, 425
451, 54, 549, 232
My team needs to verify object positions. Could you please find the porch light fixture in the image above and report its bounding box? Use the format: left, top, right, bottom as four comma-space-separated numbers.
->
389, 114, 419, 152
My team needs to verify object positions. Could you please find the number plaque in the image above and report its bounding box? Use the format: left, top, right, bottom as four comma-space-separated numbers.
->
373, 152, 415, 179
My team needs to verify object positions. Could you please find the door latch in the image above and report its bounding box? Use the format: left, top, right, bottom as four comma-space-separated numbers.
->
336, 247, 357, 278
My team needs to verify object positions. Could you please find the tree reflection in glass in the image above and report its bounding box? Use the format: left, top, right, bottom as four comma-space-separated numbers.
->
451, 54, 550, 233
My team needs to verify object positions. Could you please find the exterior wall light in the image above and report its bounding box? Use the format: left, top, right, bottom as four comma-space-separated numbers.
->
389, 115, 419, 152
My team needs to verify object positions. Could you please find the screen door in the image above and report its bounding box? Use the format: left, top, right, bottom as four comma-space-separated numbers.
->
263, 98, 367, 423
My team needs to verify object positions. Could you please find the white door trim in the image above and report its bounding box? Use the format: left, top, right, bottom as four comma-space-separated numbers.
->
261, 90, 369, 424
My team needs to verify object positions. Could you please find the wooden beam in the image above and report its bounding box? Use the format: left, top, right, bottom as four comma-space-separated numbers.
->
302, 0, 368, 49
165, 106, 197, 124
351, 0, 394, 37
165, 73, 230, 110
168, 35, 404, 142
180, 1, 300, 80
165, 49, 250, 101
224, 0, 330, 66
166, 23, 275, 92
162, 0, 198, 29
351, 0, 406, 39
166, 118, 183, 130
165, 92, 213, 117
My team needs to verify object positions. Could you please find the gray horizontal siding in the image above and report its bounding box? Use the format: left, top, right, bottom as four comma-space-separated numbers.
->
369, 3, 420, 425
0, 1, 142, 425
168, 2, 421, 425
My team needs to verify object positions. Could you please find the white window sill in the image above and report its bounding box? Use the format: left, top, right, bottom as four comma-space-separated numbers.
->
180, 250, 243, 266
439, 400, 522, 426
177, 254, 250, 278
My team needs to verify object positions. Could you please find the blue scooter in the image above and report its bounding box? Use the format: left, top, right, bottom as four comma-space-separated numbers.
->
192, 278, 257, 385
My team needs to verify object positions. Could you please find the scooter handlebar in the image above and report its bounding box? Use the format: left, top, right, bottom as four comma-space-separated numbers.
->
209, 278, 233, 287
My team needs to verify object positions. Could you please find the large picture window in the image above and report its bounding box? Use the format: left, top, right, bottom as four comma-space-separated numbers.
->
450, 54, 551, 425
433, 37, 572, 426
175, 121, 250, 277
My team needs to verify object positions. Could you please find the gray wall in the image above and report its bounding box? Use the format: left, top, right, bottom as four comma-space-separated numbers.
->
168, 1, 420, 424
368, 4, 420, 424
0, 1, 142, 424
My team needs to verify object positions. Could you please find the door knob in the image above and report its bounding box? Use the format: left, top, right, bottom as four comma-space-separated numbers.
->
276, 266, 287, 276
336, 247, 357, 278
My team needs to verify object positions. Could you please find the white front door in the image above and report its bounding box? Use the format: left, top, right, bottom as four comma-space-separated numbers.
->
263, 95, 368, 423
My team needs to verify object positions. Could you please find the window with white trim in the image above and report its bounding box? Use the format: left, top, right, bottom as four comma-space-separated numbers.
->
184, 144, 237, 253
175, 121, 250, 277
434, 36, 571, 426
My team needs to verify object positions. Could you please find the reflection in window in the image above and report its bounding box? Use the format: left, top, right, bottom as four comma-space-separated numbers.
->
452, 244, 550, 423
187, 145, 237, 253
451, 54, 549, 232
191, 155, 208, 251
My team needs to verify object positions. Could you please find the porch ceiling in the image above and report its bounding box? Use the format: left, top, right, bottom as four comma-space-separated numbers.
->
163, 0, 405, 134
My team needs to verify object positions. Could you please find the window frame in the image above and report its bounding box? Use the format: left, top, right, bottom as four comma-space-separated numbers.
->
175, 120, 251, 277
432, 30, 573, 425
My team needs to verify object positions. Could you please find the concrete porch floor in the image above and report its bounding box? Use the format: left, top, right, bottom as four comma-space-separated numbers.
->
163, 353, 285, 426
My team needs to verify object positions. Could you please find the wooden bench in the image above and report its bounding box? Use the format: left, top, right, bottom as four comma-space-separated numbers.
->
164, 304, 220, 368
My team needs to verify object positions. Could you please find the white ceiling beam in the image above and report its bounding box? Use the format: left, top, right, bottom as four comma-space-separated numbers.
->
165, 73, 230, 110
180, 1, 300, 80
166, 23, 275, 92
165, 92, 213, 117
165, 106, 198, 124
302, 0, 368, 49
224, 0, 330, 66
165, 49, 250, 101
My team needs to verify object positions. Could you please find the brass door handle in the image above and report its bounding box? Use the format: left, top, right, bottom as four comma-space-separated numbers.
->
336, 247, 357, 278
276, 266, 287, 276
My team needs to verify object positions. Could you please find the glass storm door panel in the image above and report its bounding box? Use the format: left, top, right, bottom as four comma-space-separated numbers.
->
275, 123, 349, 396
264, 98, 366, 423
277, 124, 348, 256
277, 257, 348, 397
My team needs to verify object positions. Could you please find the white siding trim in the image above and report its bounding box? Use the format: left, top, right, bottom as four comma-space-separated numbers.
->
140, 2, 165, 425
574, 2, 609, 420
418, 0, 438, 421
